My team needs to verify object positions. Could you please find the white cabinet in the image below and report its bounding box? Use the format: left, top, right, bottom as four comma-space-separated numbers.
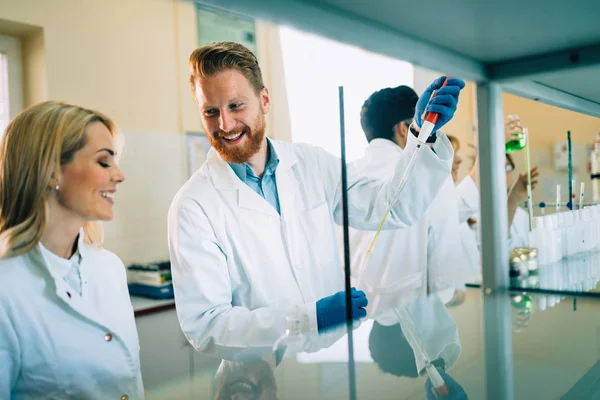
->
135, 308, 192, 391
133, 299, 222, 399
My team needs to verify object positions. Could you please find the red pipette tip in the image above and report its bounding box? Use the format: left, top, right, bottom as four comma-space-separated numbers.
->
423, 77, 450, 125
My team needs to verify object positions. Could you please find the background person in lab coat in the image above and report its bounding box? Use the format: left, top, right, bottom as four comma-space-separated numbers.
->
454, 135, 540, 277
168, 41, 465, 360
341, 85, 471, 317
506, 154, 540, 250
0, 101, 144, 399
454, 115, 528, 227
451, 136, 482, 284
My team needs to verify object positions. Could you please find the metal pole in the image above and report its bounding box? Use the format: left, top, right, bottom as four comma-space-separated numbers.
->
338, 86, 357, 400
568, 131, 573, 210
478, 82, 510, 290
477, 82, 514, 400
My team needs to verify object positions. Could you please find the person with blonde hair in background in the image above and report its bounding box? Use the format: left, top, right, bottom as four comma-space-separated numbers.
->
446, 134, 481, 285
0, 101, 144, 399
452, 124, 540, 283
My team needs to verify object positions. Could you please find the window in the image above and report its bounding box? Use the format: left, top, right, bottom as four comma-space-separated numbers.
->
0, 34, 23, 136
196, 4, 257, 55
279, 26, 414, 161
0, 53, 8, 133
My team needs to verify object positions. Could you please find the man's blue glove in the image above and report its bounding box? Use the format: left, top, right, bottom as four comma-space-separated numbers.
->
414, 76, 466, 133
316, 288, 368, 333
425, 368, 468, 399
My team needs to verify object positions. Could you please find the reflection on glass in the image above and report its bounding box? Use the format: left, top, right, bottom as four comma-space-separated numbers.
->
213, 359, 278, 400
368, 294, 467, 398
511, 294, 532, 332
511, 250, 600, 293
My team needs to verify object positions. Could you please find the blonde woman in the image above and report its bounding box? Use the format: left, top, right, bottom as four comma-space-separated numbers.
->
0, 101, 144, 399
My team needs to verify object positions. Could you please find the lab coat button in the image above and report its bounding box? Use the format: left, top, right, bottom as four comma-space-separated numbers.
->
121, 395, 129, 400
104, 333, 113, 342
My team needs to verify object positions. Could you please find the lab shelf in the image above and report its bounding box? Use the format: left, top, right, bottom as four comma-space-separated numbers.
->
199, 0, 600, 116
189, 1, 600, 398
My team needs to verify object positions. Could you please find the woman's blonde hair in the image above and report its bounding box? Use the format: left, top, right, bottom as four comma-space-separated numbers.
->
0, 100, 118, 258
447, 134, 461, 152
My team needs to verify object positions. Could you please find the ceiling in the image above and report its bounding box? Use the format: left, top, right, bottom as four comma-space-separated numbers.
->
313, 0, 600, 62
197, 0, 600, 115
534, 65, 600, 104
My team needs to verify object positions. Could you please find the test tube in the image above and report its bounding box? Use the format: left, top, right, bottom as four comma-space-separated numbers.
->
572, 178, 577, 210
556, 184, 561, 214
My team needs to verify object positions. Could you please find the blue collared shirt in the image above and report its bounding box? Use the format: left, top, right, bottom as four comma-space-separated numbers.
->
229, 138, 281, 214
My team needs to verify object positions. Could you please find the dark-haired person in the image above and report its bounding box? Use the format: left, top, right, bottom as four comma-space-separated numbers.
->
341, 85, 470, 315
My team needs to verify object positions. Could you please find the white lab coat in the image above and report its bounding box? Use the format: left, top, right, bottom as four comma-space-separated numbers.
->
455, 175, 482, 282
338, 139, 468, 318
455, 175, 531, 275
168, 134, 453, 359
455, 175, 480, 224
509, 207, 530, 250
0, 234, 144, 400
385, 294, 461, 375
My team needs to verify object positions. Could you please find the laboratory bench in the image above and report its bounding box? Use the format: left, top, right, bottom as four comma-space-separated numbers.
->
467, 248, 600, 298
134, 288, 600, 399
130, 294, 221, 396
127, 253, 600, 399
130, 295, 175, 317
126, 249, 600, 398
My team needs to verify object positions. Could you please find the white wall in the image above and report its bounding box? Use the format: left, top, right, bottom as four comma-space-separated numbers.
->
104, 131, 188, 266
0, 0, 293, 266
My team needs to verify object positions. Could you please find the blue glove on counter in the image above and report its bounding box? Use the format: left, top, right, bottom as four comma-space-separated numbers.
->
425, 368, 468, 399
414, 76, 466, 133
316, 288, 368, 333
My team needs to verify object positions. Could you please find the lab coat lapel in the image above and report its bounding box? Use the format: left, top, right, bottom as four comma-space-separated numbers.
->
238, 186, 280, 217
271, 141, 299, 217
206, 147, 280, 217
31, 248, 118, 335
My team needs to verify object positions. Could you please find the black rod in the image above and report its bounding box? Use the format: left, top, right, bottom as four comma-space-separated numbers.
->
568, 130, 573, 210
339, 85, 357, 400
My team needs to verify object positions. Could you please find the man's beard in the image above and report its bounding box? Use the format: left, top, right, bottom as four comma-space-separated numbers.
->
209, 114, 266, 164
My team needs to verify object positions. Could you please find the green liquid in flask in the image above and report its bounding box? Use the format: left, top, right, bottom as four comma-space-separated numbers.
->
505, 133, 526, 153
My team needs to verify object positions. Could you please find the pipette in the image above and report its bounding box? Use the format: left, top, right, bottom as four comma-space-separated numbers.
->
524, 128, 533, 231
417, 78, 450, 141
357, 78, 450, 289
556, 184, 561, 214
571, 178, 577, 209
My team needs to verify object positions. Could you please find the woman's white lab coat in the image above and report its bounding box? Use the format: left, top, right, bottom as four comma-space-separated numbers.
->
508, 207, 530, 250
455, 175, 482, 282
0, 234, 144, 400
455, 175, 531, 276
168, 133, 453, 360
339, 139, 469, 318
